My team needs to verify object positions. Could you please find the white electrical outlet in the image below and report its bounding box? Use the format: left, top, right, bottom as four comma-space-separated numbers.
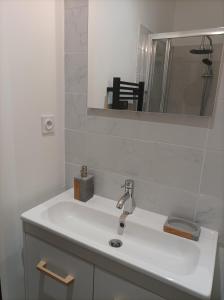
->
41, 115, 55, 135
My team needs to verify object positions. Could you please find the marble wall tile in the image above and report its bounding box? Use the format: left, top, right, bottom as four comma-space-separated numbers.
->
85, 115, 207, 148
65, 162, 197, 219
65, 162, 130, 200
65, 162, 80, 188
65, 2, 88, 52
150, 142, 203, 193
195, 194, 224, 245
65, 0, 88, 10
200, 150, 224, 199
86, 132, 203, 192
65, 129, 87, 165
65, 93, 87, 130
65, 52, 87, 94
207, 100, 224, 151
134, 179, 197, 219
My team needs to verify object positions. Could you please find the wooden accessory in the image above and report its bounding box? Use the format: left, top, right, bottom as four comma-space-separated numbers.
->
163, 217, 201, 241
36, 260, 75, 285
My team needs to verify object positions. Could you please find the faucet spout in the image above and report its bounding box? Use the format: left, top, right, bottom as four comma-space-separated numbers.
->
116, 191, 130, 209
116, 179, 135, 214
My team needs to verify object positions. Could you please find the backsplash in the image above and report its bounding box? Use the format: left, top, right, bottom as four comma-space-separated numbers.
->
64, 0, 224, 245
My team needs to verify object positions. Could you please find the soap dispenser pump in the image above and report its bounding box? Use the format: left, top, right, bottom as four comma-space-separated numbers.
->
74, 166, 94, 202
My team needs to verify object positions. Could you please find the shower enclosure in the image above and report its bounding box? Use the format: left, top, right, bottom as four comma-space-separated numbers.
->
145, 28, 224, 116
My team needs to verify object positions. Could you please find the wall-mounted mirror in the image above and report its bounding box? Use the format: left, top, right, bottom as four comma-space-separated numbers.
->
88, 0, 224, 117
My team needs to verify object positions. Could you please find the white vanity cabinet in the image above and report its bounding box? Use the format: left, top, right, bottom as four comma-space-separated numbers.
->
94, 268, 166, 300
23, 234, 165, 300
24, 234, 94, 300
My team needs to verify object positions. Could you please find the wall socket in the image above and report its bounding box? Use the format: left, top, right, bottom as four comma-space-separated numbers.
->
41, 115, 55, 135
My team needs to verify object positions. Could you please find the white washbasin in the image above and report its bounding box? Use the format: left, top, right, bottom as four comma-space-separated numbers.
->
21, 189, 218, 299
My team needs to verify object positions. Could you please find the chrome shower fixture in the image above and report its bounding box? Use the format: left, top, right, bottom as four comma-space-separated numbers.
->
190, 35, 213, 55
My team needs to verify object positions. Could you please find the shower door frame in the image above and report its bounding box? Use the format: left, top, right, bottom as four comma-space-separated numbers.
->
146, 27, 224, 113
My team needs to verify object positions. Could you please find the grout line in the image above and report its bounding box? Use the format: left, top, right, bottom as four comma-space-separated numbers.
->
65, 92, 87, 96
64, 127, 205, 152
65, 51, 88, 55
205, 147, 224, 153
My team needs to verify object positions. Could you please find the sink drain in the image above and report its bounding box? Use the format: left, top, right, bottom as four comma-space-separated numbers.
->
109, 239, 123, 248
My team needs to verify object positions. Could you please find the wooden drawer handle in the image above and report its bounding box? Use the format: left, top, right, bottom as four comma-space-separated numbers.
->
36, 260, 75, 285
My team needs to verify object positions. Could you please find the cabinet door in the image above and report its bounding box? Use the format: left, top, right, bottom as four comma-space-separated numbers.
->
24, 234, 93, 300
94, 268, 165, 300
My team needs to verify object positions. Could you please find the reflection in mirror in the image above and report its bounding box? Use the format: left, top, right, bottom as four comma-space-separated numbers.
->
88, 0, 224, 117
147, 34, 223, 116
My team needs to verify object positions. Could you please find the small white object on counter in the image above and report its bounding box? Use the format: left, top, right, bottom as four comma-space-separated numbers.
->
21, 189, 218, 300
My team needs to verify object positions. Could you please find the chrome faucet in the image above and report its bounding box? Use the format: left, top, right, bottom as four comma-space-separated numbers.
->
116, 179, 135, 214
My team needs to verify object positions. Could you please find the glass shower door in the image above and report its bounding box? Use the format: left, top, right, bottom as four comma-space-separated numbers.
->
147, 39, 171, 112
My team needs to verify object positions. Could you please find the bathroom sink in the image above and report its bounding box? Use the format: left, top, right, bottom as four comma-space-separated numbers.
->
22, 189, 218, 299
44, 201, 199, 276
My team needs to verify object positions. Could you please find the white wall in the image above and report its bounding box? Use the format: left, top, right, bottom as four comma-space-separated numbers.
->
88, 0, 176, 109
0, 1, 65, 299
173, 0, 224, 31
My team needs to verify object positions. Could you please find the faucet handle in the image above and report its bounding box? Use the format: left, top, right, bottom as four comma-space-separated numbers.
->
121, 179, 134, 190
125, 179, 134, 189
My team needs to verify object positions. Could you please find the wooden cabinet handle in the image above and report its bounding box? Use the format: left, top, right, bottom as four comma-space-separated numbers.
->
36, 260, 75, 285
